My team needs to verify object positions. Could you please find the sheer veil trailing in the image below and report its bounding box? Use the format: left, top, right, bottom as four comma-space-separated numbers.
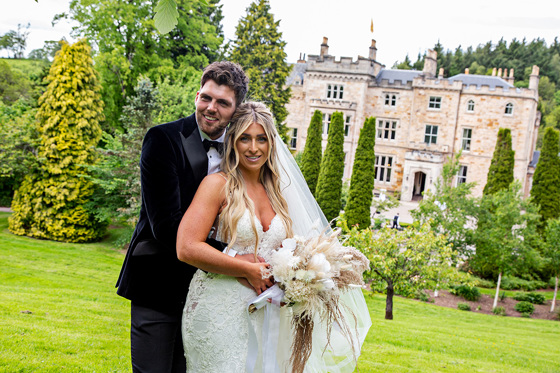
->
274, 133, 372, 373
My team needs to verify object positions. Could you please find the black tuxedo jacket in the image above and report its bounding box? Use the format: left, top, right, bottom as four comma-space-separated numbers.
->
116, 114, 223, 312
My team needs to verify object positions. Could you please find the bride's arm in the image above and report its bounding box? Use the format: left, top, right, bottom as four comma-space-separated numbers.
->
177, 174, 273, 294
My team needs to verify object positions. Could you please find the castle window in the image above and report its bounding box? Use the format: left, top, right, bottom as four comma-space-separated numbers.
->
505, 102, 514, 115
424, 125, 438, 144
322, 113, 332, 135
377, 119, 397, 140
429, 96, 442, 109
384, 94, 397, 107
375, 155, 393, 183
327, 84, 344, 99
457, 165, 468, 184
344, 116, 351, 137
467, 100, 475, 112
461, 128, 472, 151
290, 128, 298, 150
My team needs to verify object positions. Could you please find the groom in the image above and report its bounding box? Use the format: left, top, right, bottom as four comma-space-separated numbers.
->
116, 61, 249, 372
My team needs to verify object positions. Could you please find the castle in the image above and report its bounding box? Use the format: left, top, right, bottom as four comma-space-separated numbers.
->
285, 37, 541, 201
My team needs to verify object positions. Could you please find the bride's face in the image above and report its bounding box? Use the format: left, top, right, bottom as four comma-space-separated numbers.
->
236, 122, 270, 174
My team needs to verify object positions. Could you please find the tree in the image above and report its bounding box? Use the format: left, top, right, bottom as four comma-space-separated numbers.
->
474, 181, 541, 309
531, 127, 560, 230
0, 60, 32, 103
342, 221, 454, 320
229, 0, 292, 139
67, 0, 223, 131
315, 111, 344, 222
300, 110, 323, 196
91, 77, 160, 227
345, 117, 376, 229
411, 152, 479, 258
0, 24, 30, 59
483, 128, 515, 195
9, 40, 106, 243
545, 218, 560, 313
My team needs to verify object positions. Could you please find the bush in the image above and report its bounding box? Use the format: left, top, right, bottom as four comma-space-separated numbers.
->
514, 301, 535, 315
471, 276, 495, 289
416, 290, 430, 302
501, 276, 547, 291
521, 312, 532, 318
457, 303, 471, 311
513, 292, 546, 305
450, 285, 481, 301
492, 306, 506, 316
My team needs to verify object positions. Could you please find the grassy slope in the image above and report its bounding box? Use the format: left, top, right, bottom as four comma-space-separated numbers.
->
1, 212, 559, 372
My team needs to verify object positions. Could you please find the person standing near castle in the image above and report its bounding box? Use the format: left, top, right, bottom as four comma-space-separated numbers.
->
115, 61, 269, 372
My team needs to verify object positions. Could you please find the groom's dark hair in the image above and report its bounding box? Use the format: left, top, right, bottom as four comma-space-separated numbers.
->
201, 61, 249, 107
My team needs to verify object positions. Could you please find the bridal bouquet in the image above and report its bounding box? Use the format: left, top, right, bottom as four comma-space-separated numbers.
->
250, 228, 369, 373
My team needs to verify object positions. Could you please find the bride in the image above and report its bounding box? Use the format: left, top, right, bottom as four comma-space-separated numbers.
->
177, 102, 371, 372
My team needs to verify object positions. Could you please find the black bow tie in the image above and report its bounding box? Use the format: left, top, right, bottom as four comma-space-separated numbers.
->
202, 139, 224, 155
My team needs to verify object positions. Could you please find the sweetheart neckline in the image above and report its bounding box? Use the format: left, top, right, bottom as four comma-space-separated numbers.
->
255, 213, 279, 233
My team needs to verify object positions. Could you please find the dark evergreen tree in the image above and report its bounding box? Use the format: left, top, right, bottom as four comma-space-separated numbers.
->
300, 110, 323, 196
345, 117, 376, 229
229, 0, 292, 139
315, 111, 345, 222
483, 128, 515, 195
9, 40, 105, 242
531, 127, 560, 229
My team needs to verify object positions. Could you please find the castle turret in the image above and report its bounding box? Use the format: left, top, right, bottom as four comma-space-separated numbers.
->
423, 49, 437, 78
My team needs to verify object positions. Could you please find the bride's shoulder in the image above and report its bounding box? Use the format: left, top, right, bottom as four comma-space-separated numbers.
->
201, 172, 227, 189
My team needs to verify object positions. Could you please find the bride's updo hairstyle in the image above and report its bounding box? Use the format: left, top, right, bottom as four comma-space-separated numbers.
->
219, 102, 293, 256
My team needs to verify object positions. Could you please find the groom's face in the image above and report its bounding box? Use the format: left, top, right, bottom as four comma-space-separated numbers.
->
195, 80, 237, 140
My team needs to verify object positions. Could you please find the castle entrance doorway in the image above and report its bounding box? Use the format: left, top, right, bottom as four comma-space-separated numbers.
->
412, 171, 426, 200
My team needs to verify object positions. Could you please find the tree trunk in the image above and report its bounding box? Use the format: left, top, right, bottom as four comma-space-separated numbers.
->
385, 282, 394, 320
551, 276, 558, 313
493, 272, 502, 309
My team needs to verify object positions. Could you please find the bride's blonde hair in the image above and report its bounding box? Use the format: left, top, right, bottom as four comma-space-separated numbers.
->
219, 102, 293, 256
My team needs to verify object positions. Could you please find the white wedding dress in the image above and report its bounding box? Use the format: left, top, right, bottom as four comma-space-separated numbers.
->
182, 209, 371, 373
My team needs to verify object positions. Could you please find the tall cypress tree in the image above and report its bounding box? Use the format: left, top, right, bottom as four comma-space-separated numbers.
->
483, 127, 515, 195
9, 40, 105, 242
229, 0, 292, 139
531, 127, 560, 229
300, 110, 323, 196
315, 111, 345, 222
346, 117, 376, 229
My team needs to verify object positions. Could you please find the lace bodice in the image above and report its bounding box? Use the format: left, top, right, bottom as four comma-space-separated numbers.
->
216, 209, 286, 260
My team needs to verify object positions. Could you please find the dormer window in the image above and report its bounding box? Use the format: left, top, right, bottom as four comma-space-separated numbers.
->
327, 84, 344, 99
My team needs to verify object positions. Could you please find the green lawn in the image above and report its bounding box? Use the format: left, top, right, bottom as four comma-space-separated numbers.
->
1, 212, 559, 372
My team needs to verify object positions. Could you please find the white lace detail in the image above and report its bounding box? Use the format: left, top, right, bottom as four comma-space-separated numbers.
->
182, 210, 286, 372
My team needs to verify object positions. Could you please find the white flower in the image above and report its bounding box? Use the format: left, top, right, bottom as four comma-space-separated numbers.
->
308, 253, 331, 277
316, 278, 335, 291
295, 269, 316, 282
281, 238, 297, 252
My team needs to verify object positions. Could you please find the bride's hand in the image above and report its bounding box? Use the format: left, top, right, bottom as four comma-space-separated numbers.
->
245, 262, 274, 295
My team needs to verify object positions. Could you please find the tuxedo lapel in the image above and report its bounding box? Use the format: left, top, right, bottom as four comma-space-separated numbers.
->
180, 130, 208, 186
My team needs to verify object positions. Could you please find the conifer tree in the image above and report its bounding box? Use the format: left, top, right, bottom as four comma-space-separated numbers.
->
345, 117, 376, 229
315, 111, 345, 222
9, 40, 105, 242
300, 110, 323, 196
229, 0, 292, 139
531, 127, 560, 229
483, 127, 515, 195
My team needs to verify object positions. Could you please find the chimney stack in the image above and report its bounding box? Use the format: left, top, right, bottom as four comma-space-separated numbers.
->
438, 67, 444, 79
529, 65, 540, 90
320, 37, 329, 58
423, 49, 437, 78
465, 68, 469, 75
297, 53, 306, 64
369, 39, 377, 61
492, 68, 497, 76
498, 68, 502, 77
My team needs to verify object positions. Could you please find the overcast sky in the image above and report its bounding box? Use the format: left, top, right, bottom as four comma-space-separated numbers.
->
1, 0, 559, 67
